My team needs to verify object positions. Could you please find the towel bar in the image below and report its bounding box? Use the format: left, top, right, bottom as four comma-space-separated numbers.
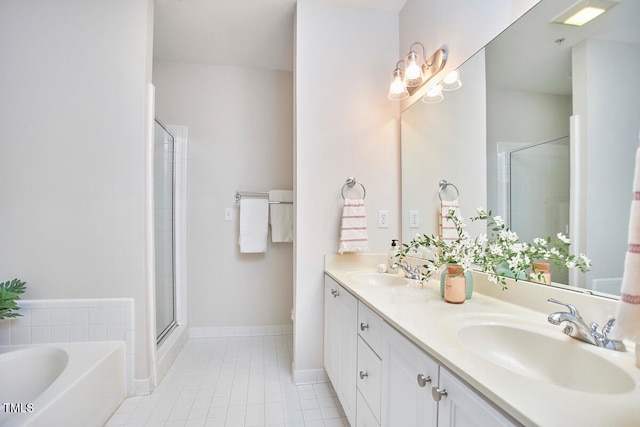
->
341, 177, 367, 200
438, 179, 459, 201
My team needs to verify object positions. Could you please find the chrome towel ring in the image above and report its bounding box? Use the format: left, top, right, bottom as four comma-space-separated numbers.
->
438, 179, 459, 201
341, 177, 367, 200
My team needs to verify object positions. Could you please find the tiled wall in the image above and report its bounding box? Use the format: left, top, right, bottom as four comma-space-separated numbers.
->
0, 298, 135, 394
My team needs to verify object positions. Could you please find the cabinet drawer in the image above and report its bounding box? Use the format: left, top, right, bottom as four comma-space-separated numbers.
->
356, 389, 380, 427
358, 302, 382, 355
357, 336, 382, 423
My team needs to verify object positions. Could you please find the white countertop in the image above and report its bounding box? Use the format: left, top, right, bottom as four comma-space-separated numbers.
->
324, 254, 640, 427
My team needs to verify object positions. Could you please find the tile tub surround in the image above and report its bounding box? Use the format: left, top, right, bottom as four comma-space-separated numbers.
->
0, 298, 135, 395
325, 254, 640, 426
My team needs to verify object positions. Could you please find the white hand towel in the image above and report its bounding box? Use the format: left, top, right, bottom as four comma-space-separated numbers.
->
611, 143, 640, 344
269, 190, 293, 243
440, 199, 460, 241
239, 198, 269, 253
338, 198, 369, 254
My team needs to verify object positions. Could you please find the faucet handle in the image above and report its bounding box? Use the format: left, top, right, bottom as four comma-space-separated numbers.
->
547, 298, 581, 318
601, 318, 616, 337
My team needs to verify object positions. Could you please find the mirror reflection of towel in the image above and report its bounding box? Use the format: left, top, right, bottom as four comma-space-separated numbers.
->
440, 199, 460, 241
339, 198, 369, 254
269, 190, 293, 243
239, 198, 269, 253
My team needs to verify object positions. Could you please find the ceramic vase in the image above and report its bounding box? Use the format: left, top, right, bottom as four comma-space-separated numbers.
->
440, 264, 473, 301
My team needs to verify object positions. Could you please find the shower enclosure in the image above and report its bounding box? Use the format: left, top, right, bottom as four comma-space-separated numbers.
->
154, 119, 176, 344
504, 136, 570, 283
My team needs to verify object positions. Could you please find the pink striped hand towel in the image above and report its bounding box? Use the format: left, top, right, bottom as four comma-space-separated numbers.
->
338, 198, 369, 254
611, 143, 640, 345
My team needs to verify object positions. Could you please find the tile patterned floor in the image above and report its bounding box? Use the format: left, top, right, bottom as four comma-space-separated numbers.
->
106, 335, 348, 427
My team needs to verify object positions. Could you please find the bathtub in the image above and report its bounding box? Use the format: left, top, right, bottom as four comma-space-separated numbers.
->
0, 342, 125, 427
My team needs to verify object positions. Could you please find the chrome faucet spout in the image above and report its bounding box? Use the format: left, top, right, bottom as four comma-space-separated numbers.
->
391, 262, 421, 280
546, 298, 626, 351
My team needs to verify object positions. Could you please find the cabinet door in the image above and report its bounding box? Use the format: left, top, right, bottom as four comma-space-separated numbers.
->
324, 276, 357, 426
381, 322, 439, 427
323, 278, 339, 385
437, 368, 517, 427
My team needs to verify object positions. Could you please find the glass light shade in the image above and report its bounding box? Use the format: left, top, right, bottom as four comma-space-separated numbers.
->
388, 69, 409, 100
404, 51, 424, 87
441, 70, 462, 91
422, 84, 444, 103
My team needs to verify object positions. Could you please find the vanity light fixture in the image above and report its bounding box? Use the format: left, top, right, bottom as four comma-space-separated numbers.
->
552, 0, 621, 26
387, 61, 409, 100
387, 45, 447, 100
405, 42, 427, 87
422, 84, 444, 103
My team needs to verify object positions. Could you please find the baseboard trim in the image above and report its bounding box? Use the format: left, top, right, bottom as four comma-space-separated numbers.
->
189, 324, 293, 338
292, 367, 329, 385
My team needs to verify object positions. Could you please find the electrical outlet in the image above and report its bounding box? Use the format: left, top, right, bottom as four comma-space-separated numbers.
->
409, 210, 420, 228
378, 210, 389, 228
224, 208, 233, 221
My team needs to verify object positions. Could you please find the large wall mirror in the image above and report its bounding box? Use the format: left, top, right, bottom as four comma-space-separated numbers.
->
401, 0, 640, 297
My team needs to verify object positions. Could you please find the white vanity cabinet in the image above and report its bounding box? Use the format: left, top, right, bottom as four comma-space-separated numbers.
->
380, 322, 516, 427
324, 276, 357, 425
437, 367, 516, 427
381, 321, 439, 427
324, 274, 516, 427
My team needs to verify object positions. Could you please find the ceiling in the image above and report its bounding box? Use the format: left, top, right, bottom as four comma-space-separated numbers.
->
153, 0, 407, 72
485, 0, 640, 95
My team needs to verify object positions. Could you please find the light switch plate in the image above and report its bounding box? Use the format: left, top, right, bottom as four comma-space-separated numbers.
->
225, 208, 233, 221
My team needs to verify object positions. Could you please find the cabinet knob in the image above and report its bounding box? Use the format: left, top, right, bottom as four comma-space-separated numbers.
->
360, 322, 369, 331
416, 374, 431, 387
331, 289, 339, 297
359, 371, 369, 380
431, 387, 448, 401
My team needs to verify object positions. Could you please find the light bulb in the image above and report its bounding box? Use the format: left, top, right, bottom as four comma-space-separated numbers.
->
388, 68, 408, 100
406, 60, 421, 81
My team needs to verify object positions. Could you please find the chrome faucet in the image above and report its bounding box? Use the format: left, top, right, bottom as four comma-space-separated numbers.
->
547, 298, 626, 351
391, 261, 421, 280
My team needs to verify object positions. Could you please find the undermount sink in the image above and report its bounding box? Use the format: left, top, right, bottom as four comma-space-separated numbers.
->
345, 271, 409, 287
456, 321, 635, 394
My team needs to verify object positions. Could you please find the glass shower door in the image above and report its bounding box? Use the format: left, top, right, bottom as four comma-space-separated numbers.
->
509, 136, 570, 283
154, 119, 176, 344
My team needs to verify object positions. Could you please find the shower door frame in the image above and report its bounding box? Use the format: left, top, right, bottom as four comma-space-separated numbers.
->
154, 118, 177, 346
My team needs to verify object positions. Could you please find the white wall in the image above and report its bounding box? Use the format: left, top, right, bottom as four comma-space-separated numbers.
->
294, 0, 401, 381
573, 39, 640, 288
152, 63, 294, 332
0, 0, 154, 380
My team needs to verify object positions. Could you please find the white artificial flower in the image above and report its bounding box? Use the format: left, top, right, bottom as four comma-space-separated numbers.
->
534, 237, 546, 246
557, 233, 570, 244
494, 216, 504, 227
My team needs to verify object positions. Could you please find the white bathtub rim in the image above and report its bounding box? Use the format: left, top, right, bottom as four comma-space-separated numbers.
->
0, 341, 125, 425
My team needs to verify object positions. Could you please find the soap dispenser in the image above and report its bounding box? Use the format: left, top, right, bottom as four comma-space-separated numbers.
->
387, 239, 399, 272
